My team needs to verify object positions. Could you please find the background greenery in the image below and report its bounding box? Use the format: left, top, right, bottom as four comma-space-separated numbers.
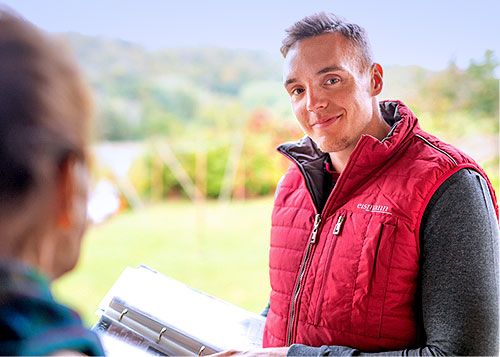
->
64, 34, 498, 195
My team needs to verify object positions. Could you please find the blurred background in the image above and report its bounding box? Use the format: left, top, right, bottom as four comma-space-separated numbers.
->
3, 0, 499, 325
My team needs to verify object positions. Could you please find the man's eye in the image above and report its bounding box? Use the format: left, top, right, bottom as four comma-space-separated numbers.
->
325, 78, 340, 85
291, 88, 304, 95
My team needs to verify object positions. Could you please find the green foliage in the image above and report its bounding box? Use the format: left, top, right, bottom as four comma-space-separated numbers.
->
206, 146, 230, 198
481, 155, 500, 194
129, 147, 184, 200
65, 34, 499, 198
465, 50, 499, 118
129, 146, 195, 200
126, 108, 296, 201
413, 51, 499, 135
66, 34, 285, 141
240, 111, 294, 197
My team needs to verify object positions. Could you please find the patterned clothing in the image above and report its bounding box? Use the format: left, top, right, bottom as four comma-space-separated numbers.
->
0, 261, 104, 356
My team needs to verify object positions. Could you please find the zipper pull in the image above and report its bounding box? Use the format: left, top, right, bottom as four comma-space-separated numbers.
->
310, 214, 322, 244
333, 214, 345, 235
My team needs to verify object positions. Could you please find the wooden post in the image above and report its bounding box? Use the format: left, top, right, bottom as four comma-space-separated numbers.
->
219, 132, 244, 203
154, 140, 201, 201
195, 149, 207, 246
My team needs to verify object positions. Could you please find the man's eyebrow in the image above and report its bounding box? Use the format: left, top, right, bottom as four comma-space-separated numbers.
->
317, 66, 345, 75
284, 66, 346, 86
284, 78, 297, 87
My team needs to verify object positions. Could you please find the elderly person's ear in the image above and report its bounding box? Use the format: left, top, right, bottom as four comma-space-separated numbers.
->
56, 155, 89, 227
51, 155, 90, 279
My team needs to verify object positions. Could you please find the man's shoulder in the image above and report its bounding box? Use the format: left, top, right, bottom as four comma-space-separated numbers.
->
397, 129, 480, 177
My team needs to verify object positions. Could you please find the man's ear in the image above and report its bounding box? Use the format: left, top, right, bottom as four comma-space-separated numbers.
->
371, 63, 383, 96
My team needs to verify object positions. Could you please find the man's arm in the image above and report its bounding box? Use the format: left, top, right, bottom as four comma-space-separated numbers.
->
288, 168, 499, 356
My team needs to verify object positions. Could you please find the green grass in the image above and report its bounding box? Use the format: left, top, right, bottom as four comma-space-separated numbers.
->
52, 198, 273, 327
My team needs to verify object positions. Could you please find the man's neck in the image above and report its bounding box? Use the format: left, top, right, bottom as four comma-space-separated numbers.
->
329, 150, 351, 174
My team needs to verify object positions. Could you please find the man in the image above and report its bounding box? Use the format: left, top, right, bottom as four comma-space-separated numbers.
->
259, 12, 498, 356
0, 10, 104, 355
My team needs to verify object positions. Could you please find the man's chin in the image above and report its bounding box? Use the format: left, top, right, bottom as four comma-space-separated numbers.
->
316, 140, 349, 154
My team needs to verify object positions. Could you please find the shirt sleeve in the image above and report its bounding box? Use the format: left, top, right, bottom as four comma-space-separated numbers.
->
261, 302, 270, 318
287, 168, 499, 356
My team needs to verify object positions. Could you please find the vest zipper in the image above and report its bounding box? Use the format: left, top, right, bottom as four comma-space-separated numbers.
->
310, 214, 322, 243
279, 139, 364, 344
333, 215, 345, 235
286, 213, 321, 346
313, 212, 345, 325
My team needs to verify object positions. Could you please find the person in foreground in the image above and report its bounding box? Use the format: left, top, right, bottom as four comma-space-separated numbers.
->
0, 10, 104, 355
215, 12, 499, 357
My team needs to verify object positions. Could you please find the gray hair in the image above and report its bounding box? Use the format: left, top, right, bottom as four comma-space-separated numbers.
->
0, 9, 91, 204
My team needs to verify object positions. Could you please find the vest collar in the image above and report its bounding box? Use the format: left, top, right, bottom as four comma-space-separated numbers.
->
277, 101, 419, 212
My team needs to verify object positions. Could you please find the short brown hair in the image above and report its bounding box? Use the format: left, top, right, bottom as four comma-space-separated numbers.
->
0, 9, 92, 203
280, 12, 373, 70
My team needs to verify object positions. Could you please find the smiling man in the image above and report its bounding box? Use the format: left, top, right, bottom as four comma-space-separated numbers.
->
259, 12, 499, 356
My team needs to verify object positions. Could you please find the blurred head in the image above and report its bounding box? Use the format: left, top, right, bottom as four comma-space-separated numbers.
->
282, 13, 384, 155
0, 9, 92, 279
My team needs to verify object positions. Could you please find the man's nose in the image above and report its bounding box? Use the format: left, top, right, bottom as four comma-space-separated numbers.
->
306, 89, 328, 112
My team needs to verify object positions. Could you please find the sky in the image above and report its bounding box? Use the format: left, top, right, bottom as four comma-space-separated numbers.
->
2, 0, 500, 73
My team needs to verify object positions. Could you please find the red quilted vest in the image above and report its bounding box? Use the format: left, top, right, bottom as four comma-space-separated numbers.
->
263, 101, 498, 351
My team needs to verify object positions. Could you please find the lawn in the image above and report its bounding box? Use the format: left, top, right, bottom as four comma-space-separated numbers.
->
52, 198, 274, 327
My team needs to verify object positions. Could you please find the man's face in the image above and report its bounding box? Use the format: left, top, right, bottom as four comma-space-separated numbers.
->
283, 32, 381, 154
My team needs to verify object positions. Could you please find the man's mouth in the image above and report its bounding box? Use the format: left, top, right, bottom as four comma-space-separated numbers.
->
313, 114, 342, 128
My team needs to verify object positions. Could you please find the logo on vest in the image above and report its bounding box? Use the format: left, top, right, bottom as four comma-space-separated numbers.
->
356, 203, 392, 215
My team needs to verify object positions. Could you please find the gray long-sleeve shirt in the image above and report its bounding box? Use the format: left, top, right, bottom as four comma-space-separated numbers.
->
287, 168, 499, 356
